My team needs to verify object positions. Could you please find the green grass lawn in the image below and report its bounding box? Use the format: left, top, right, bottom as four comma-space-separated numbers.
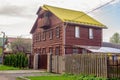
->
26, 74, 108, 80
27, 76, 73, 80
0, 65, 20, 70
18, 74, 120, 80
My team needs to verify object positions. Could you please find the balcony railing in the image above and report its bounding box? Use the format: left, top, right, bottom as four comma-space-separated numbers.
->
38, 13, 51, 29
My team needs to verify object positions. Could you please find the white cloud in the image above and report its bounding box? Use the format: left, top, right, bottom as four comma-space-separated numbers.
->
0, 0, 119, 39
38, 0, 119, 12
110, 0, 120, 4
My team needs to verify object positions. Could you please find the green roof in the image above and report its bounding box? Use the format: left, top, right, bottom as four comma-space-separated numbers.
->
42, 5, 107, 28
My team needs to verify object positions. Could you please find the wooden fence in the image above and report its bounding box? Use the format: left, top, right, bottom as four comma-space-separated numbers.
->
65, 54, 107, 77
49, 53, 120, 78
51, 55, 65, 73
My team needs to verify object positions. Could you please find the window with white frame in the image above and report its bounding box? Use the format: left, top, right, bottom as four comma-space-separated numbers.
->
49, 47, 53, 54
42, 48, 46, 54
55, 47, 60, 55
42, 32, 46, 40
56, 27, 60, 38
49, 30, 53, 39
89, 28, 93, 39
38, 32, 41, 41
75, 26, 80, 38
82, 49, 87, 54
73, 48, 79, 54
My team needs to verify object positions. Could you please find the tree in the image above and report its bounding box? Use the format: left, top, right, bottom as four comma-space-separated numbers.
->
11, 37, 31, 53
110, 32, 120, 44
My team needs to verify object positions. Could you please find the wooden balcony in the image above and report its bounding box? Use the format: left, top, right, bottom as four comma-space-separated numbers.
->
38, 16, 51, 29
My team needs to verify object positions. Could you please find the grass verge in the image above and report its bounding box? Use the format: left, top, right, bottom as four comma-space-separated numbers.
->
27, 76, 72, 80
26, 74, 107, 80
0, 65, 20, 70
26, 74, 120, 80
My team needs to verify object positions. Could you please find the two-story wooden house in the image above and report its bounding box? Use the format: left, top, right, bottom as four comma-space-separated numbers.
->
30, 5, 106, 56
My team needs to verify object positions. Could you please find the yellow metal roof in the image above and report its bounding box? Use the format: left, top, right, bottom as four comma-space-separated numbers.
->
42, 5, 107, 28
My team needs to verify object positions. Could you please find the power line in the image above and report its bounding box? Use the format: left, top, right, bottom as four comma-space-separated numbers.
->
89, 0, 115, 13
73, 0, 116, 21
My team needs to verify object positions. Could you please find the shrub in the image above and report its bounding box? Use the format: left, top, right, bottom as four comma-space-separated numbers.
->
3, 52, 28, 68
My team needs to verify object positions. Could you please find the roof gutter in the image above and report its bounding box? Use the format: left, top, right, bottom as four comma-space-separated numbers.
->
65, 21, 107, 29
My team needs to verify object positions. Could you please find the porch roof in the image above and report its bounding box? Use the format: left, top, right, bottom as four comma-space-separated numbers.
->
74, 45, 120, 53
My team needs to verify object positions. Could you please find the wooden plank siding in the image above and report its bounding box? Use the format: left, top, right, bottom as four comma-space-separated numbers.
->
32, 11, 65, 55
65, 25, 102, 47
32, 8, 103, 56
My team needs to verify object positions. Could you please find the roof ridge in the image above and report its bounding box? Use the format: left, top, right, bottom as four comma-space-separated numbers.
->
43, 4, 84, 13
42, 4, 107, 28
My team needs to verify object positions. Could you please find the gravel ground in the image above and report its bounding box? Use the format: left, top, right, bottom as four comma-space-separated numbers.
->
0, 70, 50, 80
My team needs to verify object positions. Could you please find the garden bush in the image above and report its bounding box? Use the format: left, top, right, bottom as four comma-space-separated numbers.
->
3, 52, 28, 68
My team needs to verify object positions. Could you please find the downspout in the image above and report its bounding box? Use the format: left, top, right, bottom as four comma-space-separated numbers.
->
31, 35, 33, 54
63, 22, 68, 56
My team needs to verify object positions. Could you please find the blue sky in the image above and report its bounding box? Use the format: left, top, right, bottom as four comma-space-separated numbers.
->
88, 0, 120, 41
0, 0, 119, 42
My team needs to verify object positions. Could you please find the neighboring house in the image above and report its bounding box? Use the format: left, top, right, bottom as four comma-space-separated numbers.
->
102, 42, 120, 49
4, 37, 32, 54
0, 37, 7, 55
30, 5, 107, 55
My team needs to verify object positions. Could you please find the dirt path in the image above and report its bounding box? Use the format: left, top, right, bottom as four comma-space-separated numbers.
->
0, 70, 46, 80
0, 75, 15, 80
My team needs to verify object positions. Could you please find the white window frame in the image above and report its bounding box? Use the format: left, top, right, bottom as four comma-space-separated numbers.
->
75, 26, 80, 38
82, 49, 87, 54
55, 47, 60, 55
73, 48, 79, 54
49, 47, 53, 54
56, 27, 60, 38
49, 30, 53, 39
89, 28, 93, 39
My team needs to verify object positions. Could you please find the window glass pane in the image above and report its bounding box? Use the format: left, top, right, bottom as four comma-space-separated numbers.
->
38, 33, 41, 41
82, 49, 87, 54
49, 30, 53, 39
38, 48, 41, 54
42, 32, 46, 40
49, 47, 53, 54
73, 48, 79, 54
42, 48, 46, 54
56, 27, 60, 38
55, 47, 60, 55
89, 28, 93, 39
75, 26, 80, 38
